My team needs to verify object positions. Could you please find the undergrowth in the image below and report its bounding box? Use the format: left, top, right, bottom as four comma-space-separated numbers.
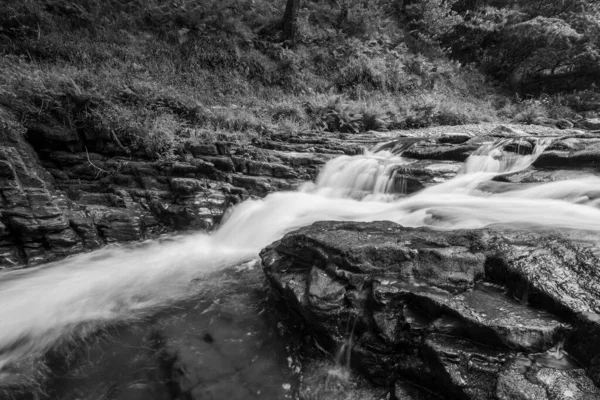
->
0, 0, 516, 159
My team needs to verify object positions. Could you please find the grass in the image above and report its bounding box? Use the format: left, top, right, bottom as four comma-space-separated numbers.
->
0, 0, 517, 160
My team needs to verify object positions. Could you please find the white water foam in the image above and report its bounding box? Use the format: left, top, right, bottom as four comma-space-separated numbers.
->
2, 137, 600, 371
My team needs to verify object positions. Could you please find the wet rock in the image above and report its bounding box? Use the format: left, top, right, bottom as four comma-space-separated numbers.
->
261, 221, 600, 399
214, 141, 232, 156
308, 267, 346, 312
403, 142, 477, 162
87, 206, 144, 243
438, 132, 473, 145
534, 139, 600, 168
189, 142, 218, 156
557, 119, 575, 130
202, 156, 235, 172
386, 160, 461, 194
247, 160, 275, 176
423, 333, 507, 399
491, 125, 527, 137
170, 177, 204, 196
231, 175, 273, 196
579, 118, 600, 131
272, 150, 335, 167
496, 358, 599, 400
531, 117, 558, 128
491, 168, 596, 186
484, 230, 600, 316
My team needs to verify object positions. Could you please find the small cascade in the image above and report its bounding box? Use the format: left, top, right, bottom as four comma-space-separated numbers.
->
461, 137, 553, 175
311, 150, 412, 199
310, 138, 422, 199
327, 283, 370, 382
327, 314, 358, 382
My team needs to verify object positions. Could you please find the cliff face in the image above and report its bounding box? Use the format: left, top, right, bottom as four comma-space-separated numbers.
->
0, 106, 368, 268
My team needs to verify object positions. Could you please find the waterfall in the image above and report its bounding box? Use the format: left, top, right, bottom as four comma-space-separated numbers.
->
309, 150, 411, 199
2, 137, 600, 372
460, 138, 553, 175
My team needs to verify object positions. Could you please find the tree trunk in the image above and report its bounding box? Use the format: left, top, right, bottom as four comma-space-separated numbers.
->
337, 1, 349, 28
283, 0, 301, 47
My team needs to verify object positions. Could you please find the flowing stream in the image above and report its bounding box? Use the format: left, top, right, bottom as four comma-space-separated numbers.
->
2, 136, 600, 373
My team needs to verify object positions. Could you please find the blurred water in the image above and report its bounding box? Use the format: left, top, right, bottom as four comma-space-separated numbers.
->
2, 137, 600, 371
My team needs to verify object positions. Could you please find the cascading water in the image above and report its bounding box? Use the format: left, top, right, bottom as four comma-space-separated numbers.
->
309, 149, 411, 199
460, 137, 553, 175
3, 136, 600, 376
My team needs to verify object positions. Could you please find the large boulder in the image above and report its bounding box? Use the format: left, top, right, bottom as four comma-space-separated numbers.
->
260, 221, 600, 399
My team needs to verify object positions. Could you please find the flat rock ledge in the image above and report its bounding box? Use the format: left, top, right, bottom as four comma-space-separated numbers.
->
260, 221, 600, 400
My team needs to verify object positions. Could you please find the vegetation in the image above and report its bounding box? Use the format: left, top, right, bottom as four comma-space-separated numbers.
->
448, 0, 600, 94
0, 0, 598, 159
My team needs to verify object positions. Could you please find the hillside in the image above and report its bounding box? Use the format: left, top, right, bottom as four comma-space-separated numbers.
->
0, 0, 509, 159
2, 0, 599, 160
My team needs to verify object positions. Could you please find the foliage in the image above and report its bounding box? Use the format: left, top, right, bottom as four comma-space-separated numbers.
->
405, 0, 463, 44
447, 0, 600, 96
0, 0, 509, 156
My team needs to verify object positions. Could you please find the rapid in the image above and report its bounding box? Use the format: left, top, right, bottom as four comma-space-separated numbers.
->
2, 136, 600, 371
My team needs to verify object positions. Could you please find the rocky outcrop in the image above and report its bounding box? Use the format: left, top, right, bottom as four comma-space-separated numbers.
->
0, 107, 368, 268
5, 103, 600, 270
535, 137, 600, 168
260, 221, 600, 399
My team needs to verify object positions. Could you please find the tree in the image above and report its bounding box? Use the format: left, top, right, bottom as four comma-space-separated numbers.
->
283, 0, 301, 47
445, 0, 600, 93
404, 0, 463, 44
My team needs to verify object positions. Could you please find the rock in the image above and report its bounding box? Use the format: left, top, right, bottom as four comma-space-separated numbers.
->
423, 333, 507, 399
148, 187, 230, 231
0, 146, 47, 188
403, 142, 477, 162
579, 118, 600, 131
247, 160, 275, 176
496, 358, 599, 400
271, 150, 335, 167
532, 117, 559, 128
26, 123, 81, 150
189, 142, 219, 156
557, 119, 575, 130
231, 175, 273, 196
215, 141, 232, 156
170, 177, 204, 196
88, 207, 144, 243
385, 161, 462, 194
491, 125, 527, 137
202, 156, 235, 172
492, 168, 596, 186
534, 139, 600, 168
261, 221, 600, 399
438, 132, 473, 145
